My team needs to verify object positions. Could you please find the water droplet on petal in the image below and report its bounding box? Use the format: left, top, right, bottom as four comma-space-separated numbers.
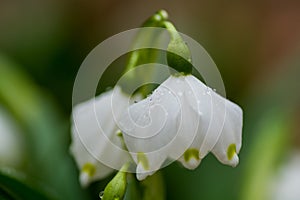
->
213, 88, 217, 92
206, 87, 211, 94
99, 191, 104, 199
177, 92, 183, 96
159, 89, 165, 96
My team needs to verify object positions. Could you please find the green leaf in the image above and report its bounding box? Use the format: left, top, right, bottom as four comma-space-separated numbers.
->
0, 55, 88, 199
240, 111, 291, 200
0, 167, 53, 200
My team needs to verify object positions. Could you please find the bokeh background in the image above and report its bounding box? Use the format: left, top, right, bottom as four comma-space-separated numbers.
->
1, 0, 300, 199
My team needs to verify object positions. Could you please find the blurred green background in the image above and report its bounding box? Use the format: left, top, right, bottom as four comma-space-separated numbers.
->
0, 0, 300, 199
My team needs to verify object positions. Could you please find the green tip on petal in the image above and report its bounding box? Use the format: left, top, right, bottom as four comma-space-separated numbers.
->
184, 148, 200, 162
182, 148, 201, 169
227, 144, 237, 161
137, 152, 150, 170
80, 163, 96, 187
82, 162, 96, 177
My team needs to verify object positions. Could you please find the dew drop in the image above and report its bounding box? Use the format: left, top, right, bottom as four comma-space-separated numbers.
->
206, 87, 211, 94
159, 89, 165, 96
177, 92, 183, 96
99, 191, 104, 199
213, 88, 217, 92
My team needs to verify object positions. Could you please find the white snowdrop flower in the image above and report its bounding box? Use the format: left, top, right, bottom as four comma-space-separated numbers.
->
70, 86, 132, 187
119, 74, 243, 180
270, 151, 300, 200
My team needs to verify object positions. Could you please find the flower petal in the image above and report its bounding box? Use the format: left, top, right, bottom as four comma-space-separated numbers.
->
184, 75, 243, 167
70, 129, 113, 187
119, 76, 201, 178
70, 87, 131, 186
210, 99, 243, 167
178, 75, 242, 168
119, 85, 180, 179
119, 74, 243, 177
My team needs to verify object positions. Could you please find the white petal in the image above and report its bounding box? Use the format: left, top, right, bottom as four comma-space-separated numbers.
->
184, 75, 243, 167
70, 86, 131, 186
119, 76, 200, 178
183, 75, 220, 156
70, 126, 114, 187
171, 75, 213, 169
166, 76, 203, 168
210, 99, 243, 167
119, 77, 181, 179
135, 151, 166, 180
174, 75, 243, 168
119, 74, 243, 176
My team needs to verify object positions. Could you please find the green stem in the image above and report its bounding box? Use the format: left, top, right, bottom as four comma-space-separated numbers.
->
125, 10, 168, 72
121, 10, 192, 97
141, 172, 165, 200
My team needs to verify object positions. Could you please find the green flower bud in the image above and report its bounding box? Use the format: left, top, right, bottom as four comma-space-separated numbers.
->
102, 163, 129, 200
163, 21, 192, 75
